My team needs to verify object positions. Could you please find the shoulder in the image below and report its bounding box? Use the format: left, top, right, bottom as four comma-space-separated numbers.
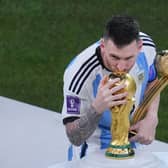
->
139, 32, 155, 48
63, 41, 102, 95
64, 41, 100, 75
139, 32, 156, 66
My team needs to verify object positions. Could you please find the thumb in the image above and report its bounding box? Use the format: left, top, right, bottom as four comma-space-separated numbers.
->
130, 123, 139, 131
129, 123, 139, 141
99, 75, 109, 88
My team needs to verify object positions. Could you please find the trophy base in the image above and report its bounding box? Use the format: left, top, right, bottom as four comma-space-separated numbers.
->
105, 144, 134, 159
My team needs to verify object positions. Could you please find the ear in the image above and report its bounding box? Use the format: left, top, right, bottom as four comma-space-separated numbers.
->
137, 39, 143, 51
100, 38, 104, 48
100, 38, 105, 49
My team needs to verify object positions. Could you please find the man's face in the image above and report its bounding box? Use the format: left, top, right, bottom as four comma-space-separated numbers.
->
100, 39, 142, 73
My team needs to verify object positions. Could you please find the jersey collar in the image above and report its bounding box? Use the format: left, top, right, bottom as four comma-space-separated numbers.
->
96, 46, 111, 72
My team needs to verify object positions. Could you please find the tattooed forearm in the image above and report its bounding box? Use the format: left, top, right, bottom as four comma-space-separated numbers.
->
65, 106, 101, 146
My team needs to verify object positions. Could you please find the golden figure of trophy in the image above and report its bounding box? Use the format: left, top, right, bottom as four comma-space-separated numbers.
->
105, 72, 136, 159
105, 50, 168, 159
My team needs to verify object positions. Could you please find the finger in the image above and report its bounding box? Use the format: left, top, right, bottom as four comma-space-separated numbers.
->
129, 134, 139, 142
130, 133, 150, 144
110, 83, 126, 94
111, 92, 128, 100
139, 139, 148, 145
99, 76, 109, 88
143, 139, 153, 145
139, 136, 153, 145
137, 135, 145, 144
106, 78, 120, 89
108, 99, 127, 107
128, 131, 137, 139
129, 123, 139, 131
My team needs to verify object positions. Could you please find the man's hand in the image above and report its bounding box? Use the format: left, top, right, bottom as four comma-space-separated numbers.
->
92, 76, 128, 114
129, 117, 158, 145
129, 78, 159, 145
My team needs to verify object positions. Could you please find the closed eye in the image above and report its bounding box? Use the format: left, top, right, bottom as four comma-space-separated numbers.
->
124, 56, 134, 60
110, 54, 120, 60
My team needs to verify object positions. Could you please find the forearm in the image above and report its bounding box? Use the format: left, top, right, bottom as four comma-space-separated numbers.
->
65, 106, 102, 146
145, 79, 160, 125
129, 94, 160, 144
145, 94, 160, 126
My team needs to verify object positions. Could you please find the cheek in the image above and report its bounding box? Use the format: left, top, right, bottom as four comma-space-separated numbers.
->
127, 59, 136, 68
106, 56, 114, 66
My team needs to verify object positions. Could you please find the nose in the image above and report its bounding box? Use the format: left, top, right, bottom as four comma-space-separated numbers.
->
116, 60, 127, 72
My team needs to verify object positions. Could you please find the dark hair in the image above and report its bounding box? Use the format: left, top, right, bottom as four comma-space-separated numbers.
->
103, 15, 140, 47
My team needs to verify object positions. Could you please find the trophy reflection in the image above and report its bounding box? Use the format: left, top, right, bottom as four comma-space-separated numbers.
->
105, 72, 136, 159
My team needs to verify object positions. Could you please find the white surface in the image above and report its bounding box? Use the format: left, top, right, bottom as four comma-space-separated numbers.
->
0, 96, 168, 168
78, 150, 167, 168
49, 152, 168, 168
49, 151, 168, 168
77, 149, 168, 168
0, 96, 69, 168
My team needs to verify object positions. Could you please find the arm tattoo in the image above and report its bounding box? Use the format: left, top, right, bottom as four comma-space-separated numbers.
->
66, 106, 101, 146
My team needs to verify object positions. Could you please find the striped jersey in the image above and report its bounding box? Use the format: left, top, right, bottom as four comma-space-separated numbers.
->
62, 32, 157, 161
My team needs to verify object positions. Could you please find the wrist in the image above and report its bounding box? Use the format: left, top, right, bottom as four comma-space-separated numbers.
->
91, 102, 103, 114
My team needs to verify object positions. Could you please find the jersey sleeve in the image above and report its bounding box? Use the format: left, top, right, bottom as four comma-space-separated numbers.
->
140, 32, 158, 82
61, 42, 100, 125
148, 63, 157, 82
61, 68, 92, 125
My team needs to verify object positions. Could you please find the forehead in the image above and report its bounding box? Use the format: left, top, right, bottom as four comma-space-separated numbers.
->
104, 39, 140, 58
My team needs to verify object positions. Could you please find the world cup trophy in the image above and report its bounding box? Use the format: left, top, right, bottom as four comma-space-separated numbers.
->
105, 72, 136, 159
105, 50, 168, 159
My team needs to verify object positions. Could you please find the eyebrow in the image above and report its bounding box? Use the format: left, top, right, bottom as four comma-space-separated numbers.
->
110, 54, 134, 60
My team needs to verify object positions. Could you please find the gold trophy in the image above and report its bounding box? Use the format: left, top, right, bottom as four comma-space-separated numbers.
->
105, 50, 168, 159
105, 72, 136, 159
132, 50, 168, 124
